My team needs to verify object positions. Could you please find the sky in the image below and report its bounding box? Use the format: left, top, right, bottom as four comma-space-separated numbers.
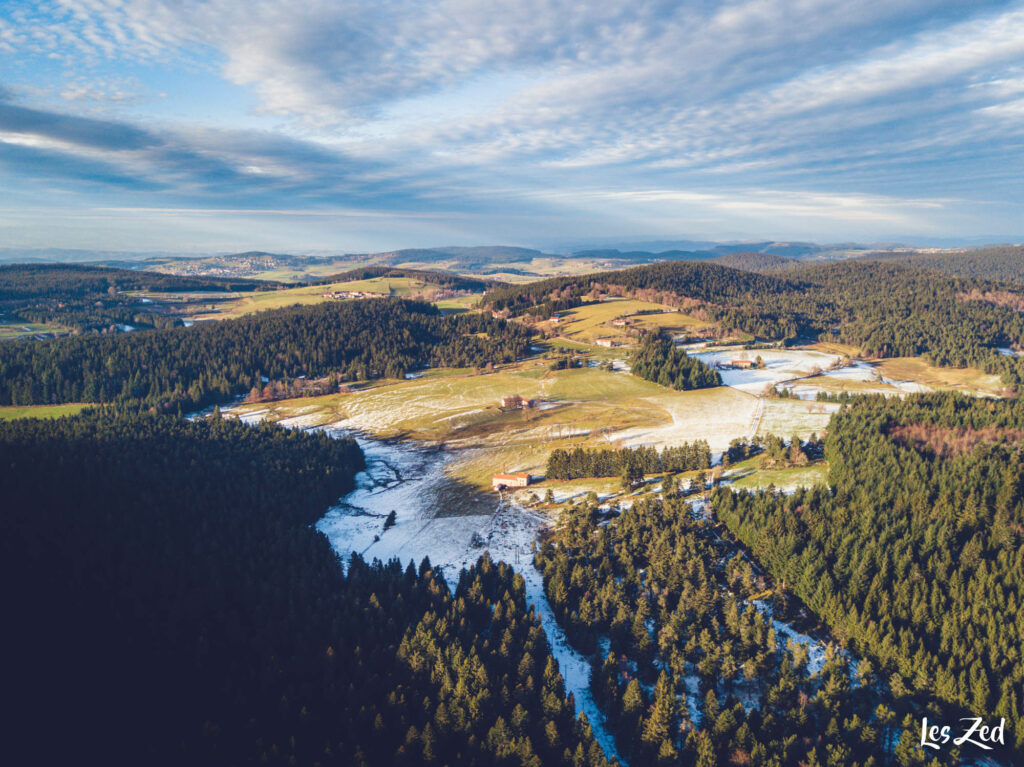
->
1, 0, 1023, 253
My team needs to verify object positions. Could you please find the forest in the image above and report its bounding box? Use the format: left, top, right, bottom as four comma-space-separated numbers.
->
0, 298, 532, 409
313, 265, 502, 292
546, 440, 712, 480
482, 260, 1024, 386
714, 393, 1024, 755
482, 261, 788, 317
862, 246, 1024, 285
1, 410, 609, 767
0, 263, 280, 332
534, 490, 970, 766
0, 262, 275, 299
628, 335, 722, 391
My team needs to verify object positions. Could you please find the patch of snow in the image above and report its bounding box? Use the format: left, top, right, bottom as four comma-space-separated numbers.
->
822, 360, 876, 381
681, 674, 703, 726
692, 349, 843, 396
312, 432, 623, 762
997, 347, 1022, 358
234, 408, 270, 424
750, 600, 847, 677
276, 413, 328, 430
878, 376, 932, 394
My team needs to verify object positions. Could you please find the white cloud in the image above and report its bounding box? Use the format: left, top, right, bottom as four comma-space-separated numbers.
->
0, 0, 1023, 246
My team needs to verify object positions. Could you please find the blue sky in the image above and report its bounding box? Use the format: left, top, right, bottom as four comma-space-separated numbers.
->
1, 0, 1023, 253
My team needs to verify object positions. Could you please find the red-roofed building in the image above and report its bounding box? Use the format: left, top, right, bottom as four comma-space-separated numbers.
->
492, 473, 531, 490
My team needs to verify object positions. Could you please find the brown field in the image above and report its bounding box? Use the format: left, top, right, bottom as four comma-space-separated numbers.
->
888, 423, 1024, 457
874, 357, 1006, 397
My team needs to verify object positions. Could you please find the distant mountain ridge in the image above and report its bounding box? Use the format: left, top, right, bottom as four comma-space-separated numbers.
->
3, 242, 1022, 283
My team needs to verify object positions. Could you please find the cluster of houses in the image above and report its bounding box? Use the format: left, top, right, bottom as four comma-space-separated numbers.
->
321, 290, 386, 300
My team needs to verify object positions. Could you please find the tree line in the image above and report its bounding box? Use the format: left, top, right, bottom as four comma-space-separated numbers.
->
1, 410, 610, 766
312, 265, 502, 292
546, 440, 712, 480
0, 262, 274, 300
0, 298, 532, 410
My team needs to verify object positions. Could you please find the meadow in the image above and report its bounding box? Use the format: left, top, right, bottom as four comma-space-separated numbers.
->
0, 403, 90, 420
0, 320, 68, 341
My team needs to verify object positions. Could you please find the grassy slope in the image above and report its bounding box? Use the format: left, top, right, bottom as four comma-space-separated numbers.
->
874, 356, 1005, 396
169, 277, 484, 320
725, 455, 829, 491
544, 298, 708, 345
0, 321, 69, 340
0, 403, 90, 420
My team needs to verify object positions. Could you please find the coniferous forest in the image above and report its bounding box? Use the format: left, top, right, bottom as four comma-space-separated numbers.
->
483, 260, 1024, 386
629, 336, 722, 391
0, 263, 281, 331
715, 393, 1024, 755
546, 440, 712, 480
0, 298, 531, 409
1, 411, 608, 767
536, 494, 920, 766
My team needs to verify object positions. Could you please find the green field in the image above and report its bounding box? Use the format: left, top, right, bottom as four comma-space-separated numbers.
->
725, 456, 829, 491
546, 298, 707, 345
225, 360, 774, 490
0, 321, 68, 341
164, 276, 483, 320
0, 403, 90, 420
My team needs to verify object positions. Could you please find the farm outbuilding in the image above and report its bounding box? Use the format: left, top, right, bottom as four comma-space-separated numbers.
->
492, 473, 531, 490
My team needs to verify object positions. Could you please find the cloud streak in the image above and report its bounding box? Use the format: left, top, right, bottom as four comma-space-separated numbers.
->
0, 0, 1022, 248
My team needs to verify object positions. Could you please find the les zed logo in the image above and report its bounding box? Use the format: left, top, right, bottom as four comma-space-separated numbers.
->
920, 717, 1005, 751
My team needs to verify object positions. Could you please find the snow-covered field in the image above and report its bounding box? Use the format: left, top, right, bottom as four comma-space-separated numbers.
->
877, 376, 932, 394
692, 348, 844, 395
610, 386, 760, 454
314, 430, 624, 762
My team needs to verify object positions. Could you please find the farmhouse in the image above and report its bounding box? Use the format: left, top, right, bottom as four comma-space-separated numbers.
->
595, 338, 619, 348
500, 394, 536, 410
492, 473, 531, 490
718, 359, 754, 370
612, 318, 629, 328
501, 394, 523, 409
